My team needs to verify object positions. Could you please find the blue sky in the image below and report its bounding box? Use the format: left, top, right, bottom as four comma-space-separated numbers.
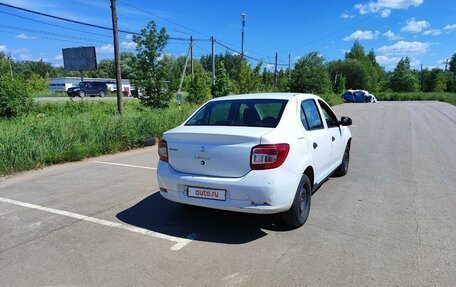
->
0, 0, 455, 70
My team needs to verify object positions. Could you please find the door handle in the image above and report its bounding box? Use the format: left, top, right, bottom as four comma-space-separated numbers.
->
313, 142, 318, 149
332, 136, 335, 142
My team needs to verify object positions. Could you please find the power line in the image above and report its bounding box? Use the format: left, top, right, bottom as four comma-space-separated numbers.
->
0, 10, 113, 38
0, 24, 109, 44
118, 0, 211, 38
0, 29, 101, 46
0, 2, 201, 41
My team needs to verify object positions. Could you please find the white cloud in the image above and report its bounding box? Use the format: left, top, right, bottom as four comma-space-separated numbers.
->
343, 30, 379, 41
16, 33, 37, 39
125, 34, 134, 40
377, 40, 429, 55
379, 9, 391, 17
354, 0, 423, 17
341, 11, 355, 19
401, 18, 430, 33
376, 55, 401, 66
97, 44, 114, 53
120, 41, 136, 49
444, 24, 456, 32
376, 55, 420, 69
422, 29, 441, 36
383, 30, 401, 40
54, 54, 63, 61
0, 45, 6, 52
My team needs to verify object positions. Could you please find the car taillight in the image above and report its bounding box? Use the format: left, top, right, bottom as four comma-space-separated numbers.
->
158, 139, 168, 162
250, 144, 290, 170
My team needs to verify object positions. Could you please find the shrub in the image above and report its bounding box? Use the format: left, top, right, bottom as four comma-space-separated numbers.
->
0, 75, 35, 118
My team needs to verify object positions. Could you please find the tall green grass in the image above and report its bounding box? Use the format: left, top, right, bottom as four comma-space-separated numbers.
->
375, 92, 456, 105
0, 94, 345, 175
0, 101, 197, 175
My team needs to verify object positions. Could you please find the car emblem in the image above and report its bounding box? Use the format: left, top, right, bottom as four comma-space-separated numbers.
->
200, 145, 206, 155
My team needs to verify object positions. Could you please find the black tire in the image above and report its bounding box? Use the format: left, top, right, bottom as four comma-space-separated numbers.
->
99, 90, 105, 97
79, 90, 85, 98
282, 175, 312, 227
334, 145, 350, 177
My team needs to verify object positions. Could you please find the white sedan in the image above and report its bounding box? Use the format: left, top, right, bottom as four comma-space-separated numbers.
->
157, 93, 352, 227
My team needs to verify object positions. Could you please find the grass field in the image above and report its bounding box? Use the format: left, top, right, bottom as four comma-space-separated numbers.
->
375, 92, 456, 105
0, 101, 196, 175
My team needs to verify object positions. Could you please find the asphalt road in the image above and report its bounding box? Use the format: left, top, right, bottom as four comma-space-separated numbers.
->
1, 101, 455, 286
35, 96, 136, 102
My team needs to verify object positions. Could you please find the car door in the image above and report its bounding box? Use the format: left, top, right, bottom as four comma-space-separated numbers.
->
317, 100, 345, 171
300, 99, 332, 183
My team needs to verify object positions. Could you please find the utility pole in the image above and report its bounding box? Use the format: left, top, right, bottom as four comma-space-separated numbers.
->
9, 60, 13, 77
288, 53, 291, 81
190, 36, 194, 75
445, 59, 449, 71
241, 13, 246, 59
211, 36, 216, 93
273, 52, 278, 91
177, 44, 191, 111
110, 0, 123, 114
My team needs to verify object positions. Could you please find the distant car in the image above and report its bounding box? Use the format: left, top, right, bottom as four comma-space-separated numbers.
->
67, 82, 108, 98
157, 93, 353, 227
343, 90, 377, 103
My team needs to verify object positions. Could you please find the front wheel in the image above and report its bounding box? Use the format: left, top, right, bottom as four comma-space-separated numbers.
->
99, 90, 105, 97
282, 175, 312, 227
79, 91, 85, 98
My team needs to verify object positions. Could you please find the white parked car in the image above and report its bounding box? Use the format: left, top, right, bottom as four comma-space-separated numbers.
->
157, 93, 352, 227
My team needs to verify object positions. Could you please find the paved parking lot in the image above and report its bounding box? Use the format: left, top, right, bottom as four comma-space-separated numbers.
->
1, 101, 455, 286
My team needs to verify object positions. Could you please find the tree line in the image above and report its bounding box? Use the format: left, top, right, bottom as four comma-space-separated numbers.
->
1, 20, 456, 114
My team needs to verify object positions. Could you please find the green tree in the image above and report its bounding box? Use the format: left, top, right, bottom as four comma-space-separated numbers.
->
0, 52, 13, 76
389, 57, 418, 92
213, 61, 232, 97
132, 21, 170, 108
237, 61, 261, 94
187, 70, 212, 104
447, 53, 456, 92
290, 52, 331, 94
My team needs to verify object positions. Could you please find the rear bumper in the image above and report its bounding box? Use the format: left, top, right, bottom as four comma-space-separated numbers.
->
157, 161, 300, 214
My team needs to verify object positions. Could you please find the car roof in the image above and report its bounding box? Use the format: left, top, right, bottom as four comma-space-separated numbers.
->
209, 93, 320, 102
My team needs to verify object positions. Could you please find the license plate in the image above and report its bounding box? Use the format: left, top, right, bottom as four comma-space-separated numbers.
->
187, 187, 226, 201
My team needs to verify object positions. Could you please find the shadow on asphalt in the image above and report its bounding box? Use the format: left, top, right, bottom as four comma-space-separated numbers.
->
116, 192, 295, 244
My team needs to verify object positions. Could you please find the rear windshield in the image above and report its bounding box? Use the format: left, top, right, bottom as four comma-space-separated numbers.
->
185, 99, 288, 128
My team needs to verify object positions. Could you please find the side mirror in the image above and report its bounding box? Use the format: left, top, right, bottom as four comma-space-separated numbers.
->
339, 116, 352, 126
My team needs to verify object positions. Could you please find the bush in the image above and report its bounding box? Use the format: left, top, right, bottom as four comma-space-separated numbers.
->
0, 101, 197, 175
0, 75, 35, 118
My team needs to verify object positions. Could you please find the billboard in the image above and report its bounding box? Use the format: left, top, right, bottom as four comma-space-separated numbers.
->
62, 46, 97, 71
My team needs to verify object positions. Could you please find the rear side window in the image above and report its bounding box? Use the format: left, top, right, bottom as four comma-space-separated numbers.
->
186, 99, 288, 128
300, 99, 323, 130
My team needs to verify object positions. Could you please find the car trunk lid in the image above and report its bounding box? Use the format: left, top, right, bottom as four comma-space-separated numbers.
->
164, 126, 272, 178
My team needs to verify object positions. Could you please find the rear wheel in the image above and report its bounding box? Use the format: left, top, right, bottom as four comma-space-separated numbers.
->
282, 175, 312, 227
334, 145, 350, 176
99, 90, 105, 97
79, 90, 85, 98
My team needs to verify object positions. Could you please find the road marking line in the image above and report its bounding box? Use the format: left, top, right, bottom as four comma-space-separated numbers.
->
0, 197, 196, 251
93, 161, 157, 170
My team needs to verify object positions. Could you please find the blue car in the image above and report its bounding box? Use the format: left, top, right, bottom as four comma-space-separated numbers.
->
342, 90, 377, 103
